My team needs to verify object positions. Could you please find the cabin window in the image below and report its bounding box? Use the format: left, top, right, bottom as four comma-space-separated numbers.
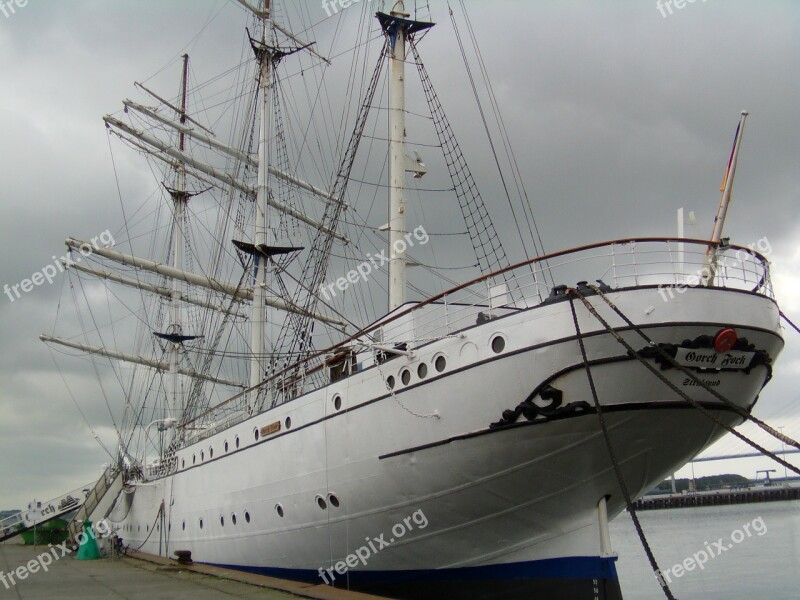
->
491, 335, 506, 354
417, 363, 428, 379
401, 369, 411, 386
435, 355, 447, 372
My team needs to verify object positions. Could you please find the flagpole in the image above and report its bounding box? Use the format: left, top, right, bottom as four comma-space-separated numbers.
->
704, 111, 748, 285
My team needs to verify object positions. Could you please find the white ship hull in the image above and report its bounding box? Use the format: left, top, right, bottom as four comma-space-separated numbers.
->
109, 284, 783, 599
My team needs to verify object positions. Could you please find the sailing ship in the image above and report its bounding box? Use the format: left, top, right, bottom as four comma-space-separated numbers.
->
41, 2, 783, 598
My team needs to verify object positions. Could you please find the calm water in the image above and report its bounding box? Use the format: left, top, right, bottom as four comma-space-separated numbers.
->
609, 500, 800, 599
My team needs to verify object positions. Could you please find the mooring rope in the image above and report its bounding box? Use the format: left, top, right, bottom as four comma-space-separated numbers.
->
568, 297, 676, 600
585, 285, 800, 454
569, 287, 800, 477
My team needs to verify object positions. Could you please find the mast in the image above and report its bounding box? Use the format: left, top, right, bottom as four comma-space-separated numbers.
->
379, 3, 434, 312
166, 53, 190, 424
251, 0, 271, 390
387, 2, 408, 312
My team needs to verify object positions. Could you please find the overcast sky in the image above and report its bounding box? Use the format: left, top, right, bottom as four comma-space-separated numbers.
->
1, 0, 799, 511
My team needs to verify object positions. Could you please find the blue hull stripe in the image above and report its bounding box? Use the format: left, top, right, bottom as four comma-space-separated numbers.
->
210, 555, 619, 585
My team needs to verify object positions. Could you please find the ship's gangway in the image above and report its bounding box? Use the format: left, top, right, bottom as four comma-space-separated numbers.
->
0, 485, 89, 542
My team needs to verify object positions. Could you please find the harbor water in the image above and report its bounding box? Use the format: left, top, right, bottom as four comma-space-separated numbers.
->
610, 500, 800, 599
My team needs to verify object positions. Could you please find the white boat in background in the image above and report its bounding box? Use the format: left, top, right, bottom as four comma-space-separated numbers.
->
41, 2, 784, 598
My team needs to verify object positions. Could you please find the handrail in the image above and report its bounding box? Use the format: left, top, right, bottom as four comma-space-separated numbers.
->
183, 237, 770, 428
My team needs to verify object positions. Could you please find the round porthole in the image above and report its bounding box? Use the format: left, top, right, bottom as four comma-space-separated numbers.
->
192, 454, 196, 465
235, 435, 240, 449
182, 521, 185, 531
209, 447, 214, 459
491, 335, 506, 354
181, 458, 185, 468
435, 355, 446, 372
328, 494, 340, 508
224, 441, 229, 452
245, 511, 251, 523
401, 369, 411, 385
254, 428, 260, 441
275, 504, 284, 518
232, 514, 237, 526
417, 363, 428, 379
333, 395, 342, 411
200, 450, 204, 462
199, 518, 203, 529
316, 495, 327, 510
387, 375, 395, 389
285, 417, 292, 429
220, 516, 224, 527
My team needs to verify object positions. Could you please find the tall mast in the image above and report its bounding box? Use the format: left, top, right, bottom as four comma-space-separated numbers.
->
168, 54, 190, 423
387, 1, 408, 311
379, 3, 434, 312
250, 0, 271, 390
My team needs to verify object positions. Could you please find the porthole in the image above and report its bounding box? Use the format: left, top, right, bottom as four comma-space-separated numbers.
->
168, 522, 171, 532
209, 447, 214, 459
254, 428, 260, 441
181, 458, 185, 468
192, 454, 196, 465
199, 518, 204, 529
200, 450, 204, 462
235, 435, 240, 449
285, 416, 292, 429
275, 504, 284, 518
224, 441, 229, 453
401, 369, 411, 386
220, 516, 224, 527
491, 335, 506, 354
232, 514, 237, 526
435, 355, 447, 372
387, 375, 396, 389
316, 496, 328, 510
417, 363, 428, 379
245, 511, 251, 523
182, 521, 185, 531
328, 494, 340, 508
333, 394, 342, 411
